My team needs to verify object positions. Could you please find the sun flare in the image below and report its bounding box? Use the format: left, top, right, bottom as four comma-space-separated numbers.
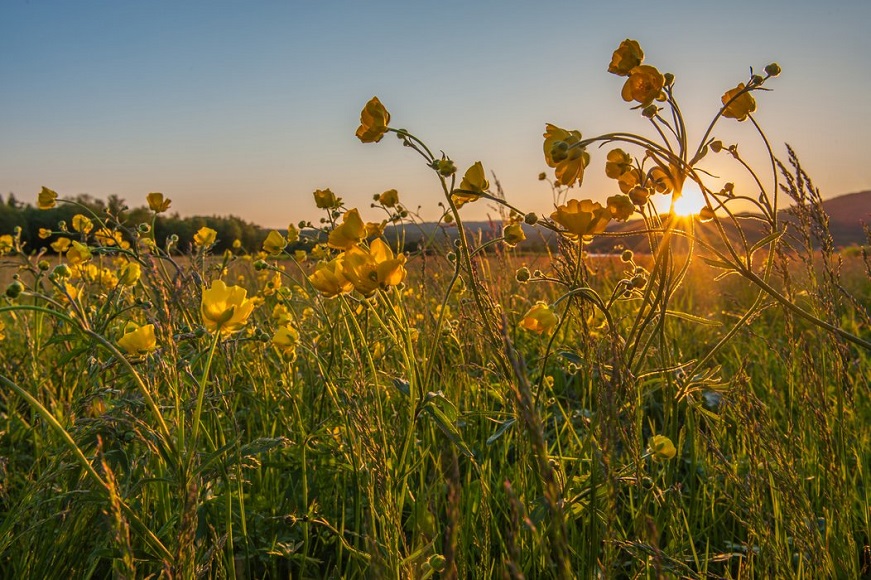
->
670, 181, 707, 217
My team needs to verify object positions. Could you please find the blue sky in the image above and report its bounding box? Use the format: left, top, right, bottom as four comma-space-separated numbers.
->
2, 0, 869, 227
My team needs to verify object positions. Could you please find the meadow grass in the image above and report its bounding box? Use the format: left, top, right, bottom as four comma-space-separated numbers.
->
1, 41, 871, 579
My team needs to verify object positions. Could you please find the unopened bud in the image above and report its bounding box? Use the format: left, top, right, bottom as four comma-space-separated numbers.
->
5, 280, 24, 299
764, 63, 781, 77
524, 212, 538, 225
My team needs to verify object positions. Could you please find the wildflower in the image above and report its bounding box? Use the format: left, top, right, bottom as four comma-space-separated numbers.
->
605, 148, 633, 179
272, 303, 292, 325
629, 186, 651, 206
201, 279, 256, 335
37, 187, 58, 210
698, 206, 716, 223
71, 214, 93, 234
365, 220, 387, 238
294, 250, 307, 262
0, 235, 14, 255
452, 162, 489, 208
502, 222, 526, 247
648, 434, 677, 460
147, 192, 172, 213
721, 83, 756, 121
262, 270, 282, 296
607, 194, 635, 221
38, 228, 52, 239
608, 39, 644, 76
194, 227, 217, 247
621, 65, 665, 105
646, 166, 676, 194
355, 96, 391, 143
543, 124, 589, 187
286, 224, 299, 244
313, 188, 340, 209
263, 230, 287, 255
272, 325, 299, 358
377, 189, 399, 208
66, 241, 92, 265
520, 302, 559, 335
117, 262, 141, 286
117, 323, 157, 356
341, 239, 407, 295
328, 208, 366, 250
308, 256, 353, 297
550, 199, 611, 241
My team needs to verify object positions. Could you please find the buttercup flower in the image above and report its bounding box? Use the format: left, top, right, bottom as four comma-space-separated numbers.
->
272, 325, 299, 358
341, 239, 407, 296
648, 434, 677, 461
629, 186, 651, 206
543, 124, 589, 187
38, 228, 52, 239
328, 208, 366, 250
550, 199, 611, 241
286, 224, 299, 244
117, 323, 157, 356
377, 189, 399, 208
605, 148, 634, 179
66, 241, 92, 265
355, 96, 391, 143
0, 235, 14, 255
263, 230, 287, 255
117, 262, 141, 286
607, 195, 635, 221
721, 83, 757, 121
313, 188, 340, 209
71, 214, 93, 234
37, 187, 58, 210
308, 256, 353, 297
502, 222, 526, 247
147, 192, 172, 213
452, 162, 489, 208
201, 279, 256, 335
194, 227, 217, 247
621, 65, 665, 105
646, 166, 676, 194
520, 302, 559, 335
608, 39, 644, 76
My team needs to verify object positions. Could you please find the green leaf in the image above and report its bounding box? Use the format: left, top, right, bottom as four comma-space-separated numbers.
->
423, 392, 473, 459
486, 418, 516, 446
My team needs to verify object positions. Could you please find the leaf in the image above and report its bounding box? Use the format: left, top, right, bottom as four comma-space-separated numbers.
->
393, 377, 410, 397
557, 350, 584, 365
749, 229, 784, 256
699, 256, 736, 271
423, 392, 473, 459
664, 310, 722, 327
486, 418, 516, 446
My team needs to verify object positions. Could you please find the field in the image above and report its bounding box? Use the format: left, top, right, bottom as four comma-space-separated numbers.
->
1, 42, 871, 579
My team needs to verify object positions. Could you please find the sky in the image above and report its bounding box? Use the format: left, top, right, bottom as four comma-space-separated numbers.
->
2, 0, 870, 228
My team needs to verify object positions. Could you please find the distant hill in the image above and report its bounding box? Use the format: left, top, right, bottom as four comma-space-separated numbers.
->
387, 190, 870, 254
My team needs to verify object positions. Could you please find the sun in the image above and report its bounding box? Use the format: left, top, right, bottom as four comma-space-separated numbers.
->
670, 180, 708, 217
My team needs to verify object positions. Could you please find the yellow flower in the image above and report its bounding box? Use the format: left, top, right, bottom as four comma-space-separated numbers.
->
629, 186, 651, 206
194, 227, 217, 247
543, 124, 589, 187
308, 256, 353, 297
201, 279, 256, 335
328, 208, 366, 250
147, 192, 172, 213
315, 188, 342, 209
294, 249, 307, 262
272, 325, 299, 357
452, 162, 489, 208
261, 270, 282, 296
71, 214, 93, 234
621, 65, 665, 105
502, 222, 526, 247
0, 318, 5, 341
286, 224, 299, 244
721, 83, 757, 121
263, 230, 287, 255
646, 165, 684, 195
606, 195, 635, 221
377, 189, 399, 208
365, 220, 387, 238
37, 187, 58, 210
520, 302, 559, 335
66, 241, 92, 265
272, 303, 292, 325
0, 235, 14, 255
341, 239, 407, 296
605, 148, 633, 179
550, 199, 611, 241
355, 96, 391, 143
117, 323, 157, 356
117, 262, 141, 286
648, 435, 677, 461
608, 39, 644, 76
38, 228, 52, 239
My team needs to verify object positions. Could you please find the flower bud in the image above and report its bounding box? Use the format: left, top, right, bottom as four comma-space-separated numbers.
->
52, 264, 72, 278
710, 140, 723, 153
630, 274, 647, 289
641, 104, 658, 118
138, 223, 151, 233
764, 63, 781, 77
621, 249, 634, 263
253, 259, 268, 271
5, 280, 24, 299
438, 159, 456, 177
38, 260, 50, 271
698, 206, 716, 223
515, 266, 531, 283
538, 172, 547, 181
750, 74, 764, 86
524, 212, 538, 225
663, 72, 675, 86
